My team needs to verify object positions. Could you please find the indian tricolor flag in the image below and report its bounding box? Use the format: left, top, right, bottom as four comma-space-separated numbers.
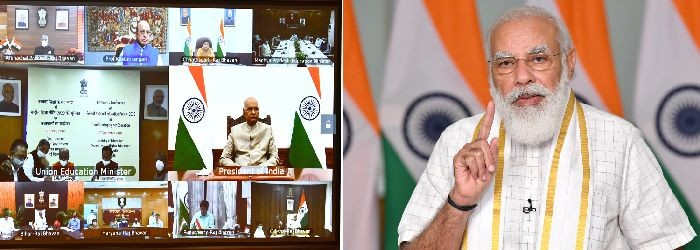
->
525, 0, 623, 116
381, 0, 489, 249
288, 67, 327, 168
184, 20, 192, 60
634, 0, 700, 248
216, 19, 225, 59
343, 0, 380, 249
173, 66, 213, 173
298, 191, 309, 228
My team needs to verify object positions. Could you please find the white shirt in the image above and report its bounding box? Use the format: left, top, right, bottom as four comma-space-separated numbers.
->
398, 104, 696, 249
148, 219, 163, 228
34, 209, 47, 230
0, 217, 15, 234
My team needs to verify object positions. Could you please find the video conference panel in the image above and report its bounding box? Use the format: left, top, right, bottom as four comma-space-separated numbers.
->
0, 1, 338, 247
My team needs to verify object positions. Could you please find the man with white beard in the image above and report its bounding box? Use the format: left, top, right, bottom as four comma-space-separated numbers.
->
398, 6, 695, 250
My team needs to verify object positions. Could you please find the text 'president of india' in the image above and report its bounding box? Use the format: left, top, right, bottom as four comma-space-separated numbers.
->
398, 6, 695, 250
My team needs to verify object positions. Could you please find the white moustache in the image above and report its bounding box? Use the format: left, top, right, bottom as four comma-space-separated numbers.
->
505, 83, 553, 104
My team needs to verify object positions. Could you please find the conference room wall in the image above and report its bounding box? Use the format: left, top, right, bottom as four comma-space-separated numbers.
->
0, 67, 27, 154
139, 68, 169, 181
6, 6, 81, 56
83, 187, 169, 226
0, 182, 16, 213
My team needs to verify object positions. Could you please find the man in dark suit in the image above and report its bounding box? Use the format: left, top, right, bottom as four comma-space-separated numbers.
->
181, 8, 190, 25
93, 146, 119, 180
34, 35, 55, 56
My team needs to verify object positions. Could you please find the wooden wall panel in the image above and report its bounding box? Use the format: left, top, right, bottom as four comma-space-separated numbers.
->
139, 69, 169, 181
0, 68, 28, 154
67, 181, 84, 210
250, 183, 327, 237
0, 183, 16, 212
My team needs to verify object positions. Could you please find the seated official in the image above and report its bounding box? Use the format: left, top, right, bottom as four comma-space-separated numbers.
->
67, 212, 80, 231
132, 218, 141, 227
153, 152, 167, 181
34, 35, 55, 56
93, 146, 118, 180
189, 200, 215, 229
148, 213, 164, 228
0, 209, 15, 235
34, 209, 48, 230
88, 219, 98, 229
52, 147, 75, 180
0, 139, 35, 182
196, 40, 215, 63
220, 97, 279, 167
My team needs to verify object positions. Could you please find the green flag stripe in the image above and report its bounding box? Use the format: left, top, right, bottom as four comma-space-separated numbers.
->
174, 117, 206, 170
216, 42, 224, 58
383, 134, 417, 250
289, 112, 322, 168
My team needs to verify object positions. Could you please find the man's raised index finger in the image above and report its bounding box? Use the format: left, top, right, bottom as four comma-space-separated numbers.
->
479, 101, 495, 140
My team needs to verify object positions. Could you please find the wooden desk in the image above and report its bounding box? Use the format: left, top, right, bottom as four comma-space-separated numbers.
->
167, 148, 334, 170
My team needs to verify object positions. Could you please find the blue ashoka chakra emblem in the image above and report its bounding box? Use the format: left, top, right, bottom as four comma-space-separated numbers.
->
403, 93, 471, 160
343, 110, 352, 156
182, 97, 205, 123
656, 84, 700, 157
299, 96, 320, 121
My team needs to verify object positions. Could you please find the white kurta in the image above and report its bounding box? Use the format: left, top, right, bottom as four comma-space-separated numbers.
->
397, 104, 696, 249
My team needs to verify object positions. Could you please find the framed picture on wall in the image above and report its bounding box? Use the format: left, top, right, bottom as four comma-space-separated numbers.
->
180, 8, 190, 26
24, 194, 35, 208
0, 79, 22, 116
15, 8, 29, 30
49, 194, 59, 208
144, 85, 168, 120
56, 9, 69, 31
224, 9, 235, 27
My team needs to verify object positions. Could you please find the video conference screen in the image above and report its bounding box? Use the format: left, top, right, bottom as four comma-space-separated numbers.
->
0, 0, 339, 248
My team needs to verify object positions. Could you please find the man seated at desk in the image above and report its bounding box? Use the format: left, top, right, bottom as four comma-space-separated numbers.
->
34, 35, 55, 56
148, 213, 163, 228
67, 212, 80, 231
189, 200, 215, 229
0, 209, 15, 235
219, 97, 279, 167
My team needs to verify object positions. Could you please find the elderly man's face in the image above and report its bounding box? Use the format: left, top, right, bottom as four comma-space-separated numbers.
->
489, 17, 573, 107
102, 149, 112, 161
39, 143, 50, 155
243, 98, 260, 125
153, 90, 164, 106
137, 21, 152, 46
12, 145, 27, 159
2, 84, 14, 103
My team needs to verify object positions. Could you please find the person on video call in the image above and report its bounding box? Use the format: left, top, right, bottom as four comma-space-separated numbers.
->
34, 209, 47, 230
23, 139, 51, 182
220, 97, 279, 167
153, 152, 167, 181
52, 147, 75, 180
146, 89, 167, 117
122, 20, 159, 66
398, 6, 696, 250
0, 209, 15, 235
0, 83, 19, 113
0, 139, 31, 182
92, 145, 118, 180
190, 200, 215, 229
261, 40, 271, 58
196, 40, 215, 63
34, 35, 55, 56
148, 213, 164, 228
67, 212, 80, 231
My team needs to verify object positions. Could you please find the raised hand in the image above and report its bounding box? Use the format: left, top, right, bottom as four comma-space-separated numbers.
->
450, 101, 499, 206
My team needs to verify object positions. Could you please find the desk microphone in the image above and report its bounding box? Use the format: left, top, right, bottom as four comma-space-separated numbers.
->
523, 198, 536, 214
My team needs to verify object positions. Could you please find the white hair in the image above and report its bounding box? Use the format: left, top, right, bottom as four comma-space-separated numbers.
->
485, 6, 573, 61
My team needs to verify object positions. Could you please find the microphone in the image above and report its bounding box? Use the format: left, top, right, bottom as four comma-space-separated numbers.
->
523, 198, 536, 214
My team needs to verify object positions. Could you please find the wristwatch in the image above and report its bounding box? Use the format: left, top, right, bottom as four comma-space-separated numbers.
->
447, 195, 478, 211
